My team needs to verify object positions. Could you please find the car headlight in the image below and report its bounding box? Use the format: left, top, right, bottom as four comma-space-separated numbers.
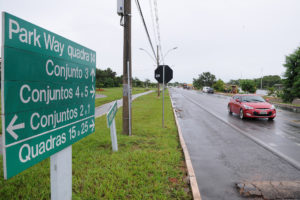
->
271, 105, 275, 109
243, 105, 254, 109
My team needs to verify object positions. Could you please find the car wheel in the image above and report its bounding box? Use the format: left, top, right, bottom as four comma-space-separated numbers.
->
239, 109, 244, 119
228, 105, 232, 114
268, 117, 274, 121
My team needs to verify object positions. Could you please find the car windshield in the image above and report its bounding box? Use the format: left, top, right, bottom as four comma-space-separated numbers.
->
241, 96, 265, 102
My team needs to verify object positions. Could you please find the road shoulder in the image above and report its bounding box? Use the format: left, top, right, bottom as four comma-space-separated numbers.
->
170, 92, 202, 200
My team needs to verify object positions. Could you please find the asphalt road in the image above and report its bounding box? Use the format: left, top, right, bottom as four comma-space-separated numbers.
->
170, 87, 300, 200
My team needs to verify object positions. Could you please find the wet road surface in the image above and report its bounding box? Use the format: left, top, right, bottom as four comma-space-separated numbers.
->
170, 88, 300, 200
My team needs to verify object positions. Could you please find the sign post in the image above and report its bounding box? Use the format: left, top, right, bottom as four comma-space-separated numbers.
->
107, 101, 118, 152
154, 65, 173, 127
50, 146, 72, 200
1, 12, 96, 199
162, 65, 165, 128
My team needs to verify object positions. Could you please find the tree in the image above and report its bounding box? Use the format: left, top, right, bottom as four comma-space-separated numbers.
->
228, 79, 240, 86
132, 77, 143, 87
240, 79, 256, 93
193, 72, 216, 88
96, 67, 122, 88
144, 79, 150, 88
213, 79, 225, 92
253, 75, 282, 89
282, 47, 300, 102
193, 78, 201, 89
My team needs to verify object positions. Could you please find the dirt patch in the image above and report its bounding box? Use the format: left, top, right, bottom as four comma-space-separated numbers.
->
237, 181, 300, 199
169, 177, 178, 184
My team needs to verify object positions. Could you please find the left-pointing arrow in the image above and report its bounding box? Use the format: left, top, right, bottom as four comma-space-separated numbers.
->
6, 115, 25, 140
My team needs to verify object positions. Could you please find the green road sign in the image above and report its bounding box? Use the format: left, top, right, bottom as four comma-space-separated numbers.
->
107, 101, 118, 127
1, 12, 96, 179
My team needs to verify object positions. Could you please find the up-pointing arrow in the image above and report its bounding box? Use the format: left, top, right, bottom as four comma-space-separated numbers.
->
6, 114, 25, 140
89, 119, 95, 131
90, 85, 95, 98
90, 69, 95, 82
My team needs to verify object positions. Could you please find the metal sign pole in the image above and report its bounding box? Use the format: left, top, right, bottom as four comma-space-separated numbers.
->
162, 65, 165, 128
107, 101, 119, 151
127, 61, 132, 136
110, 119, 118, 152
50, 146, 72, 200
155, 65, 173, 129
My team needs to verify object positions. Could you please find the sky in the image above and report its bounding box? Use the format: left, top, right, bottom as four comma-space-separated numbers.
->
1, 0, 300, 83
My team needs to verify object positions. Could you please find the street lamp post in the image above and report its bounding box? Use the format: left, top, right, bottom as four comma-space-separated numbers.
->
260, 67, 263, 90
139, 46, 178, 127
139, 47, 161, 96
161, 47, 178, 63
139, 48, 156, 62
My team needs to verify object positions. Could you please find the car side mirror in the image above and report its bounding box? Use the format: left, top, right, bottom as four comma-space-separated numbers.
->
236, 99, 240, 103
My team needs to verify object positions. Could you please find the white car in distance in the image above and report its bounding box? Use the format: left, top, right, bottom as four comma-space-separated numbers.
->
202, 86, 210, 93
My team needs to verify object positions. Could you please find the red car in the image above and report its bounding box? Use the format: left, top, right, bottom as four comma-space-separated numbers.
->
228, 94, 276, 120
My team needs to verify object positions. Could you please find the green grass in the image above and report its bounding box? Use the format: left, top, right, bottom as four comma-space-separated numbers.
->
0, 91, 192, 199
95, 87, 150, 107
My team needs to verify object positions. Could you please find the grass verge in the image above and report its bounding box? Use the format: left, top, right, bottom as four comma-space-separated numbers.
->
95, 87, 150, 107
0, 90, 192, 199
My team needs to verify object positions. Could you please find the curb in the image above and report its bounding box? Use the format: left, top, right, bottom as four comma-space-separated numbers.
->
170, 94, 202, 200
271, 102, 300, 113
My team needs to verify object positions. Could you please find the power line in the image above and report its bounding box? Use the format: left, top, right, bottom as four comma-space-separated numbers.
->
149, 0, 158, 48
153, 0, 164, 64
135, 0, 157, 58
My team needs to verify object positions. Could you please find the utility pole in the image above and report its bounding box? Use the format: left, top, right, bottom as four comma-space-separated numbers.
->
122, 0, 132, 135
157, 45, 160, 97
